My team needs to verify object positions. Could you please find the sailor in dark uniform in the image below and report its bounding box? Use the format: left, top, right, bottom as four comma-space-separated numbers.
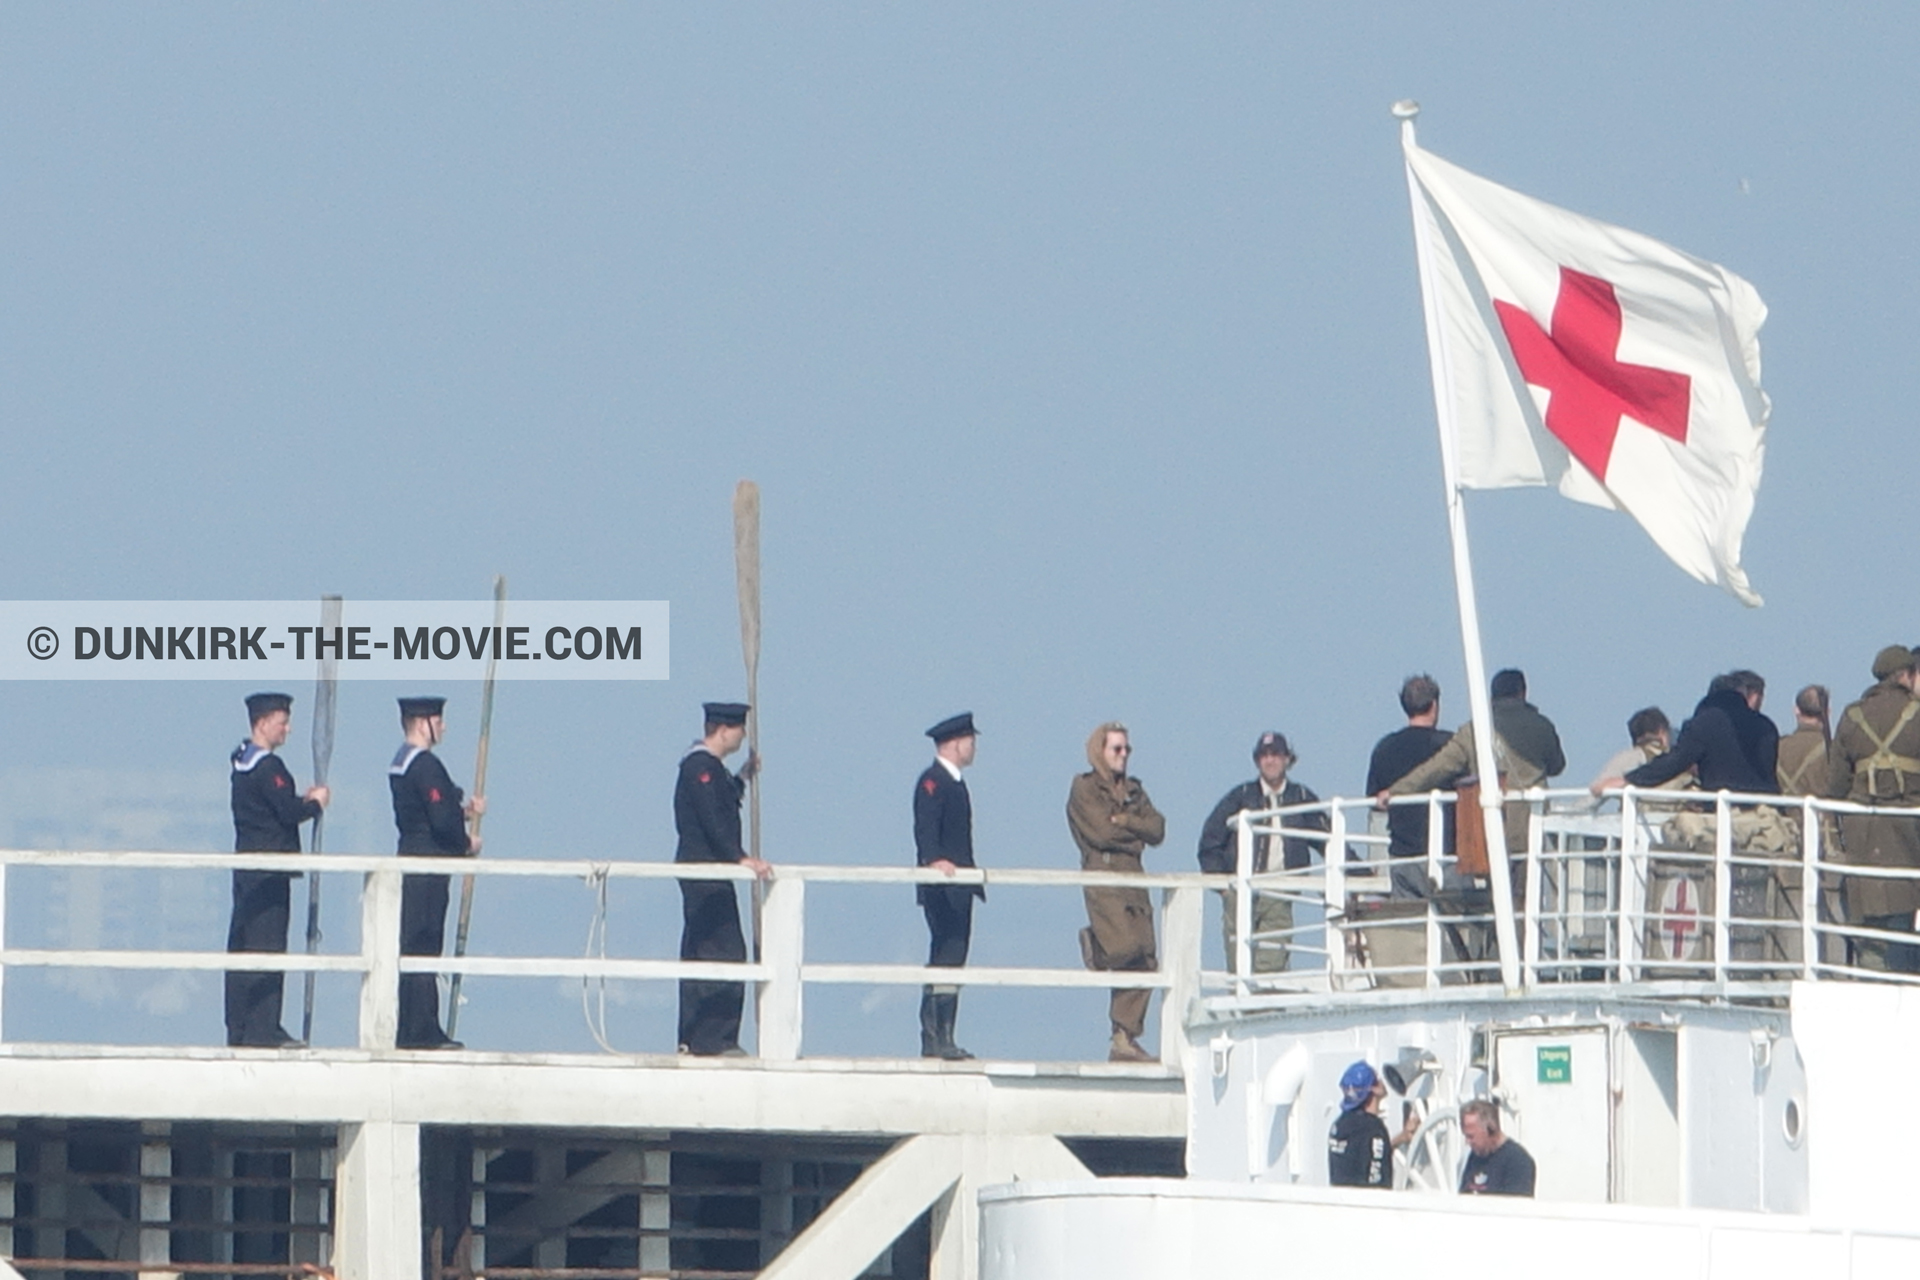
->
389, 696, 483, 1050
227, 692, 329, 1047
675, 701, 769, 1056
914, 712, 984, 1060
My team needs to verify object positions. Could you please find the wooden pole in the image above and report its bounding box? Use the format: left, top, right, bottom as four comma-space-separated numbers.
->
734, 481, 763, 958
446, 575, 505, 1037
300, 593, 342, 1043
1398, 104, 1522, 991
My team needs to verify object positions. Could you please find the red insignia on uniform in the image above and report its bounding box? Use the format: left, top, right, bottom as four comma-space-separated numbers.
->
274, 775, 287, 788
429, 788, 442, 802
699, 773, 711, 784
922, 778, 937, 795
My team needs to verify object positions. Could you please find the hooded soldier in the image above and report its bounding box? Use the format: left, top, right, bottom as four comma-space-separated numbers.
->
1066, 721, 1165, 1063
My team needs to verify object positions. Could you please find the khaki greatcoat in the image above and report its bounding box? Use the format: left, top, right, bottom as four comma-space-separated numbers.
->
1067, 723, 1166, 1039
1776, 724, 1830, 797
1827, 679, 1920, 920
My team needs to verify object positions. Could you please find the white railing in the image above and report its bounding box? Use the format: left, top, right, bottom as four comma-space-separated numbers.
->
0, 850, 1214, 1066
9, 789, 1916, 1061
1224, 787, 1920, 996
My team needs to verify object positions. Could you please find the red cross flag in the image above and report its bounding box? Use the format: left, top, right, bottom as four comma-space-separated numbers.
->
1404, 137, 1771, 606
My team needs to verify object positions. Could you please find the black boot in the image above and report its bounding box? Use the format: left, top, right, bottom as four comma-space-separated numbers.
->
920, 987, 943, 1057
934, 992, 973, 1061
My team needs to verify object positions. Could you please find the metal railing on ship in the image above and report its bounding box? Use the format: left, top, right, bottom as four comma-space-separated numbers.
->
1221, 786, 1920, 997
1, 787, 1916, 1061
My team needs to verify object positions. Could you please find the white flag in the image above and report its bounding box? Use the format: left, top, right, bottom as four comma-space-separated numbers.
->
1404, 137, 1770, 606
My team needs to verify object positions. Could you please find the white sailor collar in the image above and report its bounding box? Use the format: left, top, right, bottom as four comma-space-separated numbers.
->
390, 744, 429, 776
231, 742, 273, 773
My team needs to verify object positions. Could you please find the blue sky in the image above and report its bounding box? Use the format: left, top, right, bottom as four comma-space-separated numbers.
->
2, 5, 1914, 1059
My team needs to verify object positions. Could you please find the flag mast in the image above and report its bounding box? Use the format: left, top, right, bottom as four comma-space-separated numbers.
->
1395, 100, 1523, 992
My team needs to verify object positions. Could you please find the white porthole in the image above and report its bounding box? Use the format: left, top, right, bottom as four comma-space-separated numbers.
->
1782, 1096, 1804, 1147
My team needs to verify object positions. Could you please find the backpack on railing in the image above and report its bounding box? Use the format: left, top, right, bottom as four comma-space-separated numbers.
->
1454, 778, 1490, 877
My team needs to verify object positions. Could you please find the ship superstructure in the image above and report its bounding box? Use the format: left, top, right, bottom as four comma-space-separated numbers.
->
981, 788, 1920, 1279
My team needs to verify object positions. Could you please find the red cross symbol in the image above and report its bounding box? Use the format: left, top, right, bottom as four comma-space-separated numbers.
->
1664, 875, 1699, 959
1494, 267, 1693, 481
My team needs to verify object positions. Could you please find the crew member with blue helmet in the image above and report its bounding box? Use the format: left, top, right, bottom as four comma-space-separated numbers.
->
1328, 1061, 1417, 1188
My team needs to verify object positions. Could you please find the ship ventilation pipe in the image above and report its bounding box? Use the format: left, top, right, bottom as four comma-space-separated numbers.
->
1253, 1044, 1314, 1180
1261, 1044, 1312, 1109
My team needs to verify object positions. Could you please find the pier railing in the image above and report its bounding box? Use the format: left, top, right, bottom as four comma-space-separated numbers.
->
1222, 787, 1920, 996
0, 852, 1213, 1066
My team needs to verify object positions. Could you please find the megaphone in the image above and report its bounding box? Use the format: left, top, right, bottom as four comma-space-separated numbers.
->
1383, 1047, 1439, 1095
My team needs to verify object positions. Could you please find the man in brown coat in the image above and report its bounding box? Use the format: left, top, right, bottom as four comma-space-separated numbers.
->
1068, 722, 1165, 1063
1826, 646, 1920, 973
1778, 684, 1839, 963
1776, 685, 1832, 797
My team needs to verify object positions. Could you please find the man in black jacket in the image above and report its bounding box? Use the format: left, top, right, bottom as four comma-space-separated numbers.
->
1605, 671, 1779, 797
1601, 671, 1795, 963
914, 712, 983, 1060
1365, 675, 1455, 898
389, 696, 483, 1050
675, 701, 769, 1056
1602, 672, 1788, 846
227, 692, 329, 1048
1197, 732, 1328, 972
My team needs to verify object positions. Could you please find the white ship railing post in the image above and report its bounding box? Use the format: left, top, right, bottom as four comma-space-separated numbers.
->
1232, 813, 1254, 994
359, 864, 403, 1050
1713, 793, 1733, 984
1158, 884, 1202, 1071
1618, 790, 1640, 982
1425, 794, 1442, 989
1801, 796, 1819, 978
1325, 803, 1349, 987
755, 872, 804, 1061
1522, 791, 1544, 983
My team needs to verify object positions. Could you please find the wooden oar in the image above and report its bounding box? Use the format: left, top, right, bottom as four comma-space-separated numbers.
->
446, 575, 505, 1038
300, 593, 342, 1044
734, 481, 763, 957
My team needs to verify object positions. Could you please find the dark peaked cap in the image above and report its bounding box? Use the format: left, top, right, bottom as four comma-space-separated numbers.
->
245, 692, 293, 721
703, 702, 750, 726
1253, 731, 1293, 760
926, 712, 978, 743
399, 696, 447, 719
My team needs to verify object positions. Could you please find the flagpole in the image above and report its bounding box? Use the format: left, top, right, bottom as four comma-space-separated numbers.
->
1395, 101, 1523, 992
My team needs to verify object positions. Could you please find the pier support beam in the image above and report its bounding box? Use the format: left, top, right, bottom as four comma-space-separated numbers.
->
758, 1133, 1089, 1280
334, 1120, 420, 1280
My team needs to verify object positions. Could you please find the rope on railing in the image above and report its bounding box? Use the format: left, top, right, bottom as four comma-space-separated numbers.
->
581, 862, 618, 1054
